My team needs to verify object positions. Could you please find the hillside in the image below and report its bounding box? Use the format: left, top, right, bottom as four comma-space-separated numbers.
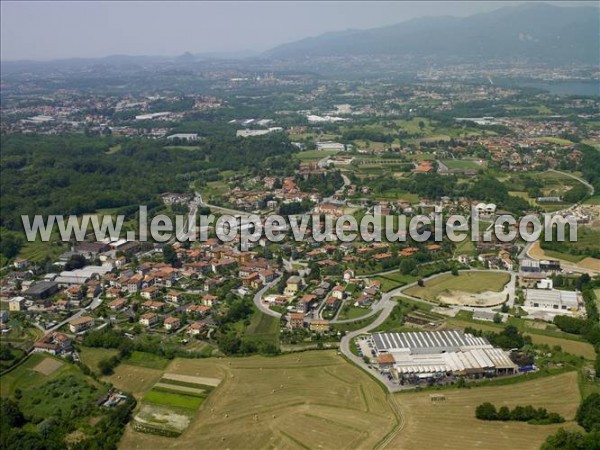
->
265, 3, 600, 64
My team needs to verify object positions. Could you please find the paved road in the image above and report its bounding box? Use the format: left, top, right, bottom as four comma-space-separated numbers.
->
338, 285, 407, 392
337, 268, 516, 392
548, 168, 594, 196
252, 277, 283, 319
39, 295, 103, 334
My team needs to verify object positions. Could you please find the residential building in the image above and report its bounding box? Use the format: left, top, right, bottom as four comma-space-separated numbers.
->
164, 316, 181, 331
140, 312, 158, 327
69, 316, 94, 333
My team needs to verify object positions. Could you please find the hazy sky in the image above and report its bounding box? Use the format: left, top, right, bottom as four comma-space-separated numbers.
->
0, 1, 593, 61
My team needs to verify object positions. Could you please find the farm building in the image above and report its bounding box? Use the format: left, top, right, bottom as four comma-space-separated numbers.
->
370, 331, 516, 379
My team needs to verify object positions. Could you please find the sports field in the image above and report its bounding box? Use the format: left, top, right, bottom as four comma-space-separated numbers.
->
404, 272, 510, 305
388, 371, 582, 450
118, 351, 399, 449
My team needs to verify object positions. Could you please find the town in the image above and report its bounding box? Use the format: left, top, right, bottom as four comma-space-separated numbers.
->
1, 2, 599, 449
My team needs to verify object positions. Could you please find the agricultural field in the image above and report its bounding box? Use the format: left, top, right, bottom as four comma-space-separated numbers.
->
388, 371, 582, 450
79, 347, 120, 373
122, 350, 171, 370
439, 159, 482, 170
404, 271, 510, 306
132, 374, 219, 436
243, 309, 280, 347
295, 149, 339, 161
118, 350, 399, 449
0, 353, 83, 397
447, 319, 597, 360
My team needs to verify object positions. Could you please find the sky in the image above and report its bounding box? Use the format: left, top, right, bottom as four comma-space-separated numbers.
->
0, 1, 594, 61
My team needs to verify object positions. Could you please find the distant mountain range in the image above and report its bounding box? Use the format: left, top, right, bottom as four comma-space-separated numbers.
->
265, 3, 600, 65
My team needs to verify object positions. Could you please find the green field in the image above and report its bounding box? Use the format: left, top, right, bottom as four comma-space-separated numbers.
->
405, 271, 510, 303
440, 159, 482, 170
448, 318, 597, 360
454, 238, 476, 256
373, 272, 417, 292
144, 389, 204, 409
79, 347, 120, 373
540, 137, 574, 146
19, 373, 106, 418
337, 305, 371, 320
583, 195, 600, 205
123, 351, 171, 370
243, 309, 280, 346
1, 353, 81, 397
295, 150, 339, 161
539, 226, 600, 262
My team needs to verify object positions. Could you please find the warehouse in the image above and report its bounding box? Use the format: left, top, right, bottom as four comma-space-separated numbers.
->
371, 331, 517, 380
372, 330, 490, 354
525, 288, 580, 312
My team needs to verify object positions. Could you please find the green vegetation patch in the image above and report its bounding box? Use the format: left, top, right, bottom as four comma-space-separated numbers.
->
143, 389, 204, 410
122, 351, 171, 370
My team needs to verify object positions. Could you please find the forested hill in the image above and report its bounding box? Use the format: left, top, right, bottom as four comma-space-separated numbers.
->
0, 133, 296, 232
265, 3, 599, 65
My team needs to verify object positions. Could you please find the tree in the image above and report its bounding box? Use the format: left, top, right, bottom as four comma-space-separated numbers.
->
493, 313, 503, 324
497, 406, 511, 421
0, 398, 25, 428
475, 402, 497, 420
162, 244, 181, 267
400, 258, 416, 275
576, 393, 600, 432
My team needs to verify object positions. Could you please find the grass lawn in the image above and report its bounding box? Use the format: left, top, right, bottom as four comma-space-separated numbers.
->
332, 311, 383, 333
295, 150, 339, 161
540, 137, 574, 146
17, 232, 66, 263
583, 195, 600, 205
0, 353, 81, 397
243, 309, 280, 347
122, 351, 170, 370
448, 319, 597, 360
405, 272, 510, 302
539, 226, 600, 262
144, 389, 204, 410
389, 371, 582, 450
440, 159, 482, 170
454, 238, 475, 256
539, 249, 586, 263
337, 305, 371, 320
106, 144, 122, 154
594, 290, 600, 314
19, 374, 107, 419
79, 347, 120, 373
373, 272, 417, 293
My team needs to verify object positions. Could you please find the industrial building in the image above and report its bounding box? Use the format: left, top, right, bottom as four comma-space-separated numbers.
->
525, 288, 580, 311
371, 330, 517, 380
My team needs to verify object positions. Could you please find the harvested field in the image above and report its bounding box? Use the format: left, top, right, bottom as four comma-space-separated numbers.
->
162, 373, 221, 387
153, 382, 205, 396
119, 351, 399, 450
388, 371, 582, 450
